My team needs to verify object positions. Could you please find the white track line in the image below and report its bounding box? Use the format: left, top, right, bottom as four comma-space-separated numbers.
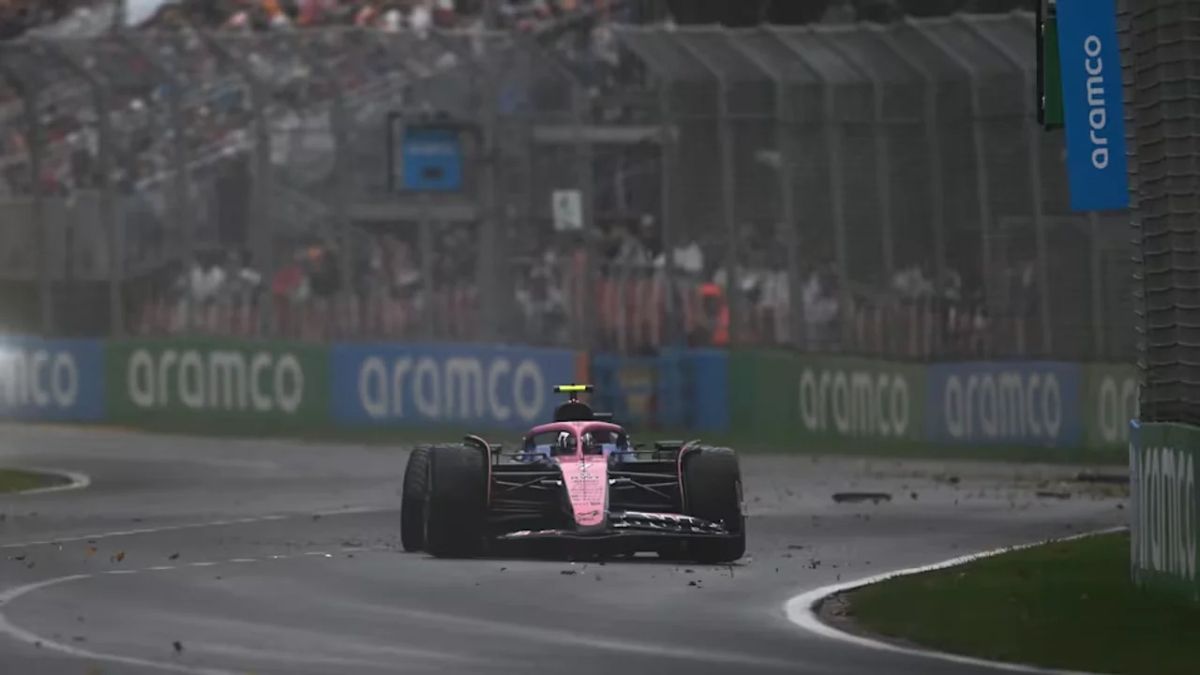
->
0, 574, 239, 675
15, 469, 90, 495
0, 550, 343, 674
785, 526, 1128, 675
0, 506, 394, 550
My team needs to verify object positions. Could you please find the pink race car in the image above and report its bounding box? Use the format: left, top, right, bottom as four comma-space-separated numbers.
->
400, 385, 745, 563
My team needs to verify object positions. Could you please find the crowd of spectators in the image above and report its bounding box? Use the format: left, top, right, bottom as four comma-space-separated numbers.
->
0, 0, 620, 38
2, 0, 1037, 358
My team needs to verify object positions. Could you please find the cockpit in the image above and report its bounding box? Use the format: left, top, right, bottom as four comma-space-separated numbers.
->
521, 427, 630, 462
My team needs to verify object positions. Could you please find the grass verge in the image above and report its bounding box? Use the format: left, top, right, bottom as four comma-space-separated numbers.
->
0, 468, 69, 493
839, 531, 1196, 675
81, 419, 1125, 466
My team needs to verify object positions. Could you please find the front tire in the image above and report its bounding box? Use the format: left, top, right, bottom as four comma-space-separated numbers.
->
682, 446, 746, 563
401, 446, 432, 552
424, 444, 488, 558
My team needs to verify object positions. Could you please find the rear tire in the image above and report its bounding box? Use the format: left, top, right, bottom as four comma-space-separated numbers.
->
424, 444, 488, 558
401, 446, 432, 552
682, 446, 746, 563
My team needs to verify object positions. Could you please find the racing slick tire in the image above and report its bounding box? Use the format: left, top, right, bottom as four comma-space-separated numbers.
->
424, 443, 488, 558
401, 445, 432, 552
682, 446, 746, 563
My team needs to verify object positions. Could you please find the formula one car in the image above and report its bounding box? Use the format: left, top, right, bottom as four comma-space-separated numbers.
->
400, 385, 745, 562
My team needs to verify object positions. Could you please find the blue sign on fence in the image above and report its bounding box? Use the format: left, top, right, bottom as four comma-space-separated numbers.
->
1056, 0, 1129, 212
925, 361, 1083, 447
401, 126, 463, 192
0, 337, 104, 421
330, 343, 577, 429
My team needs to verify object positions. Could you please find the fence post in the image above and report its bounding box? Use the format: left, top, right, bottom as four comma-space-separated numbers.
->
199, 33, 275, 335
677, 39, 742, 346
882, 25, 948, 356
731, 37, 802, 350
825, 32, 896, 282
292, 33, 356, 337
968, 19, 1053, 357
0, 57, 52, 334
43, 42, 124, 337
779, 29, 851, 352
658, 80, 680, 348
1089, 211, 1106, 358
121, 34, 194, 331
571, 75, 595, 350
464, 33, 504, 344
920, 21, 994, 356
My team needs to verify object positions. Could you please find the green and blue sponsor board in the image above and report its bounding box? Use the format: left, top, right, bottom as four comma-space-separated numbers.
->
925, 361, 1084, 448
330, 343, 578, 429
0, 337, 105, 421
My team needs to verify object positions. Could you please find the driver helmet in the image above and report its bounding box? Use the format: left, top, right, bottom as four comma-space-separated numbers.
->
555, 431, 574, 455
581, 432, 598, 455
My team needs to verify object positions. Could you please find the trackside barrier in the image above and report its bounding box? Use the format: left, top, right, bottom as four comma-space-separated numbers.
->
330, 343, 579, 430
0, 337, 105, 421
0, 337, 1134, 454
730, 350, 926, 446
105, 338, 329, 431
1130, 422, 1200, 602
728, 350, 1135, 453
925, 361, 1083, 449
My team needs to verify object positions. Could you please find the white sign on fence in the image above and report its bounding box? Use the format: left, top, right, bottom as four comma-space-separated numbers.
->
552, 190, 583, 231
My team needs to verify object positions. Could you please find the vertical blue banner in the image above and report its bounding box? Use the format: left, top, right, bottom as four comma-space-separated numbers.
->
1056, 0, 1129, 212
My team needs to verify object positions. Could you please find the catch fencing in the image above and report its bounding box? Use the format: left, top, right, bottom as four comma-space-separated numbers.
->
0, 15, 1133, 361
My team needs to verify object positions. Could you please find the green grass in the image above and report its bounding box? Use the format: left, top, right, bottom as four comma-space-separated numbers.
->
0, 468, 67, 493
64, 418, 1127, 466
844, 532, 1199, 675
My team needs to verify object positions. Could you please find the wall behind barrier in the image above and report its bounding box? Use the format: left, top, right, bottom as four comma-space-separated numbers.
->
0, 337, 104, 421
330, 343, 578, 429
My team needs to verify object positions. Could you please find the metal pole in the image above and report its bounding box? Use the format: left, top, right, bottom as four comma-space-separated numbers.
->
199, 32, 275, 335
44, 43, 124, 336
120, 34, 194, 287
292, 34, 355, 332
824, 31, 896, 282
969, 18, 1053, 357
921, 20, 993, 356
572, 76, 596, 350
778, 29, 851, 351
477, 37, 503, 344
677, 37, 742, 346
0, 59, 52, 334
1089, 212, 1106, 359
885, 26, 948, 356
420, 194, 435, 340
659, 88, 679, 347
731, 36, 802, 349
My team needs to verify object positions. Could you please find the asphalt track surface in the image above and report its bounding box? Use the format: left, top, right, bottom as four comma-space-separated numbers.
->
0, 425, 1127, 675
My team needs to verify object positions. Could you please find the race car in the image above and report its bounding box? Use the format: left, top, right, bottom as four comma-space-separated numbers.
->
400, 385, 745, 562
